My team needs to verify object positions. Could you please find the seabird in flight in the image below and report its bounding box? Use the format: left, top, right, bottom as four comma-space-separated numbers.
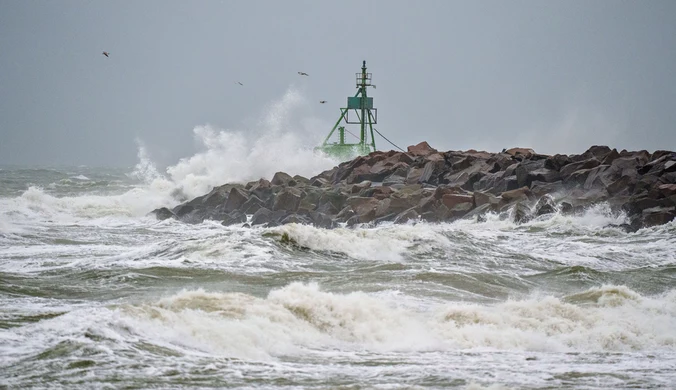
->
236, 81, 243, 86
319, 100, 327, 104
102, 51, 109, 57
298, 72, 309, 76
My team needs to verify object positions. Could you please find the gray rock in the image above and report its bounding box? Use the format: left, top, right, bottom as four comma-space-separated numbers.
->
224, 187, 249, 212
222, 210, 247, 226
560, 158, 601, 179
242, 195, 265, 214
272, 188, 302, 212
271, 172, 294, 186
251, 208, 273, 225
533, 195, 556, 216
149, 207, 175, 221
394, 208, 420, 223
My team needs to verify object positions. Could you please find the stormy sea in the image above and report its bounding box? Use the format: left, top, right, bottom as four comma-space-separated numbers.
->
2, 95, 675, 389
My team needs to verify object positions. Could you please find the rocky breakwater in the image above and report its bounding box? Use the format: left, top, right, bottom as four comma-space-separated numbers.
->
151, 142, 676, 231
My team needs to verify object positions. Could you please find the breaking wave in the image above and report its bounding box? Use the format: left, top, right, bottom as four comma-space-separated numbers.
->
4, 283, 674, 366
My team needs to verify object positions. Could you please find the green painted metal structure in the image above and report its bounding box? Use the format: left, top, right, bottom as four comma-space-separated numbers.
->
315, 61, 377, 160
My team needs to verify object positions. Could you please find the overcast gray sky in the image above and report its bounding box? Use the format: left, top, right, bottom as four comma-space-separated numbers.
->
1, 0, 675, 167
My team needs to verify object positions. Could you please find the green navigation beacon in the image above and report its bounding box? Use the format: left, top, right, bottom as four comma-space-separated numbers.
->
315, 61, 378, 160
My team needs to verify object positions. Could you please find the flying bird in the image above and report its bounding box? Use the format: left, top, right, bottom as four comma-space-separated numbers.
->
102, 51, 109, 57
319, 100, 327, 104
298, 72, 309, 76
236, 81, 243, 86
371, 84, 376, 89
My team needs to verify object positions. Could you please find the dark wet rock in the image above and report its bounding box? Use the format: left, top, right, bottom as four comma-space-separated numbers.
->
251, 208, 273, 226
317, 191, 347, 214
658, 184, 676, 197
347, 196, 380, 221
271, 172, 294, 186
559, 202, 575, 215
394, 208, 420, 223
581, 145, 613, 161
152, 144, 676, 230
202, 184, 239, 208
500, 186, 532, 204
441, 193, 474, 211
515, 160, 546, 188
642, 207, 676, 227
528, 168, 561, 184
464, 203, 492, 222
224, 187, 249, 212
172, 203, 196, 218
308, 211, 336, 229
272, 188, 302, 212
605, 175, 635, 196
530, 180, 565, 197
281, 213, 311, 225
533, 195, 557, 217
311, 177, 330, 187
241, 195, 265, 214
560, 158, 601, 179
293, 175, 311, 186
350, 181, 372, 194
601, 149, 621, 165
565, 168, 598, 187
222, 210, 247, 226
473, 191, 498, 208
335, 206, 356, 223
511, 202, 532, 224
149, 207, 175, 221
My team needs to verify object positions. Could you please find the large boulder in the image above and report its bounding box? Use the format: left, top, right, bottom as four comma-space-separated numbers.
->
560, 158, 601, 179
394, 208, 420, 223
641, 207, 676, 227
271, 171, 294, 186
581, 145, 612, 161
515, 160, 546, 187
241, 195, 265, 214
504, 147, 535, 159
544, 154, 573, 171
511, 201, 532, 223
224, 187, 249, 212
500, 186, 532, 204
149, 207, 175, 221
527, 168, 561, 185
530, 180, 565, 197
221, 210, 247, 226
272, 188, 302, 212
202, 184, 239, 208
441, 194, 474, 210
316, 191, 347, 214
407, 141, 437, 157
347, 196, 380, 216
533, 195, 557, 217
473, 191, 499, 208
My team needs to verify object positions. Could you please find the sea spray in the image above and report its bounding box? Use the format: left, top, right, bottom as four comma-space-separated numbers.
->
0, 87, 339, 222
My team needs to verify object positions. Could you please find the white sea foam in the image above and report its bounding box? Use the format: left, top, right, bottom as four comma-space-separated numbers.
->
5, 284, 665, 363
71, 175, 90, 181
129, 284, 675, 357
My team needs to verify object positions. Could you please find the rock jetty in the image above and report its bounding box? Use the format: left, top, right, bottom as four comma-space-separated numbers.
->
150, 142, 676, 232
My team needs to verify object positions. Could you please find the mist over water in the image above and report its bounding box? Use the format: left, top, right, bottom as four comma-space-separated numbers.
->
1, 88, 676, 389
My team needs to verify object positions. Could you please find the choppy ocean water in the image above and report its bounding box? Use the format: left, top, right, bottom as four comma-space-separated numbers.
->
1, 161, 675, 390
